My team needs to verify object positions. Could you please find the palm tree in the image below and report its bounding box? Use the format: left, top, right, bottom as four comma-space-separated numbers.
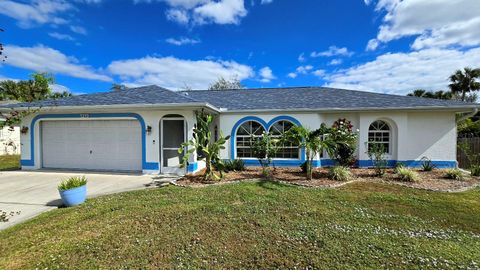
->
283, 125, 335, 180
407, 89, 427, 98
449, 67, 480, 101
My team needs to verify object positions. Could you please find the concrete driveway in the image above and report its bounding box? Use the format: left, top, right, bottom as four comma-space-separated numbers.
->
0, 170, 165, 230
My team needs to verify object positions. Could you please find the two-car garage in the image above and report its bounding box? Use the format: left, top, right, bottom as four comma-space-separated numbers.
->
40, 120, 142, 171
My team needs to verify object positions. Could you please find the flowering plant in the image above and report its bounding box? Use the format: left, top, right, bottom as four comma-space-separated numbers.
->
329, 118, 358, 166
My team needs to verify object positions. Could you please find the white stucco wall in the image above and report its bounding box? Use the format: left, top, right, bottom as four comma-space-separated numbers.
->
218, 110, 458, 167
17, 108, 459, 174
19, 109, 200, 174
0, 125, 20, 155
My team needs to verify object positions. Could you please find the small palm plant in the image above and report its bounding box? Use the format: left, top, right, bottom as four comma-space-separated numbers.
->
283, 125, 335, 180
179, 110, 230, 181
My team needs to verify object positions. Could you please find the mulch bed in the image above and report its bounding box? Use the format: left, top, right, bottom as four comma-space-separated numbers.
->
176, 167, 480, 192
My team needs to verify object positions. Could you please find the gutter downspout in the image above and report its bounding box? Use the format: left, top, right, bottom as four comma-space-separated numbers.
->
457, 108, 478, 123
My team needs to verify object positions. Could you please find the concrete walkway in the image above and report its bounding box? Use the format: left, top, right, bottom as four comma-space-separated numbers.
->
0, 170, 175, 230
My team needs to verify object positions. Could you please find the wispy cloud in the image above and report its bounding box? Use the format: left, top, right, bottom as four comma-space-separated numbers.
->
48, 32, 75, 41
107, 55, 254, 89
366, 0, 480, 51
311, 46, 353, 57
70, 25, 88, 35
165, 37, 201, 46
0, 0, 73, 28
3, 44, 111, 82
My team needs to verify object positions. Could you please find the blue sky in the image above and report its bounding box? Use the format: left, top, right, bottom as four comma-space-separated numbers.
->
0, 0, 479, 95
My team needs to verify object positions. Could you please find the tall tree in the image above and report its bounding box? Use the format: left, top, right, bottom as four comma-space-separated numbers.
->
0, 73, 70, 102
208, 76, 244, 90
407, 89, 453, 100
449, 67, 480, 101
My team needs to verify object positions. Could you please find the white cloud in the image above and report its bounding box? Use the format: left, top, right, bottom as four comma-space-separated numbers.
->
328, 59, 342, 65
166, 8, 190, 24
0, 0, 73, 28
313, 69, 325, 77
3, 45, 111, 82
193, 0, 247, 25
324, 47, 480, 94
367, 0, 480, 50
311, 46, 353, 57
70, 25, 88, 35
259, 66, 275, 82
107, 56, 254, 89
297, 53, 306, 62
165, 37, 201, 45
296, 65, 313, 74
139, 0, 247, 25
287, 65, 314, 78
48, 32, 75, 41
261, 0, 273, 4
366, 38, 379, 51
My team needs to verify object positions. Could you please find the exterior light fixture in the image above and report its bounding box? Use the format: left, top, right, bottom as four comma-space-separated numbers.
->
146, 125, 152, 135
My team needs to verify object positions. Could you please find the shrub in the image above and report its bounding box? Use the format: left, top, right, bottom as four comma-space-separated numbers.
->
471, 165, 480, 177
366, 143, 388, 177
328, 166, 352, 181
329, 118, 358, 166
224, 159, 245, 172
250, 132, 279, 179
396, 167, 419, 182
445, 169, 464, 181
58, 176, 87, 191
394, 163, 405, 174
420, 156, 435, 171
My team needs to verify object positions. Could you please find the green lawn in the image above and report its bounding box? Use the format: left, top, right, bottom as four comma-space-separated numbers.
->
0, 155, 20, 171
1, 181, 479, 269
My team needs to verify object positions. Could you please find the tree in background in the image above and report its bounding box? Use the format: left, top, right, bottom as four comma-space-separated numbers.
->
0, 73, 71, 128
208, 76, 244, 90
407, 89, 453, 100
449, 67, 480, 102
0, 73, 71, 102
111, 84, 128, 91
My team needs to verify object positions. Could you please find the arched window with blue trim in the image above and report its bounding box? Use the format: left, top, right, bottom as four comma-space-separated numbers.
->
236, 121, 265, 158
269, 120, 299, 159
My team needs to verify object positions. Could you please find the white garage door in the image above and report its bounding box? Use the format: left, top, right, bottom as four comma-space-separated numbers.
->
41, 120, 142, 171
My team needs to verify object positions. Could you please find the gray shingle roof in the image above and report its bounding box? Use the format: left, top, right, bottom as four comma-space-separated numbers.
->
1, 85, 478, 111
181, 87, 478, 111
1, 85, 199, 108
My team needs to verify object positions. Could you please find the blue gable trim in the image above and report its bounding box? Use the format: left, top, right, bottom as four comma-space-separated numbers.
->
230, 115, 306, 163
22, 113, 153, 170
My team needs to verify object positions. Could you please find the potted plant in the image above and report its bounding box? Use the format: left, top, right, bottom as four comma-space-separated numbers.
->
58, 176, 87, 207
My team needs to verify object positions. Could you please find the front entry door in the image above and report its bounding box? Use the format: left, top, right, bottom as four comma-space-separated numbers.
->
161, 118, 186, 175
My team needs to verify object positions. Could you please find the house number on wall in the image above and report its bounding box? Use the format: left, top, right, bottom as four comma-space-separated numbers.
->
80, 114, 90, 118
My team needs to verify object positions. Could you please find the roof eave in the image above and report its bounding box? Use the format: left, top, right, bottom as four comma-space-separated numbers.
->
0, 102, 221, 113
220, 105, 480, 113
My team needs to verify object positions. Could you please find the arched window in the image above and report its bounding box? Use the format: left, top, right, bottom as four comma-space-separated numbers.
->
368, 120, 391, 154
236, 121, 265, 158
269, 120, 299, 159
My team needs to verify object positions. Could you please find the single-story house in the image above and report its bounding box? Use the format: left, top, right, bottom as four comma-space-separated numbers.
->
0, 85, 478, 175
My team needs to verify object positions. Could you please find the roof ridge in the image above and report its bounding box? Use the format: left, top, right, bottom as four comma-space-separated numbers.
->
180, 86, 318, 93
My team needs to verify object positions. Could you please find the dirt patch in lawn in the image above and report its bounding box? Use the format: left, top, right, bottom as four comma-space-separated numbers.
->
177, 167, 480, 191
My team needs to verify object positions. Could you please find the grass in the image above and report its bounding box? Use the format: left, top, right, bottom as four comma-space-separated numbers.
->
0, 155, 20, 171
1, 182, 480, 269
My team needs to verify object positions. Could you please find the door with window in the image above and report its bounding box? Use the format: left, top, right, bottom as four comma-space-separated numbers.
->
161, 117, 186, 175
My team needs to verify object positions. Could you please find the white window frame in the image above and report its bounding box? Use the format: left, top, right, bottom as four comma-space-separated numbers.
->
235, 121, 266, 159
368, 120, 391, 155
268, 120, 300, 160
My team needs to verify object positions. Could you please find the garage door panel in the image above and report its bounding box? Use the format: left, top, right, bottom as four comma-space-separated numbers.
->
41, 120, 142, 171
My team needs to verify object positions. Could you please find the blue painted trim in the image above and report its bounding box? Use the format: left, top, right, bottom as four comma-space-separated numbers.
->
187, 162, 198, 173
229, 115, 306, 163
397, 160, 457, 169
144, 162, 159, 170
241, 159, 320, 167
358, 160, 457, 168
24, 113, 152, 170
